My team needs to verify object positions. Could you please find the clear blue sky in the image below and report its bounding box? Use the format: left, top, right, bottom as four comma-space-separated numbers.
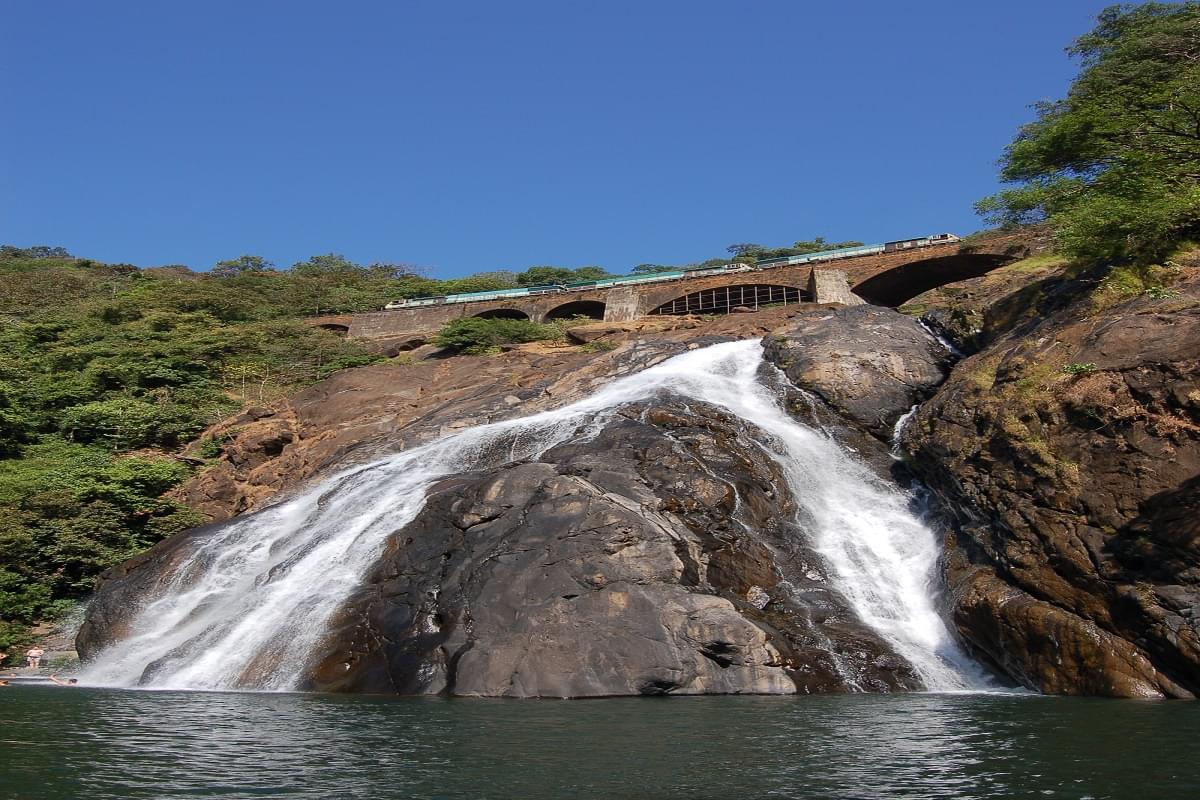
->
2, 1, 1114, 277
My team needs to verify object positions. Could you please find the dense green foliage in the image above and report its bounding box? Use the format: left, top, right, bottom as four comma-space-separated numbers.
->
0, 246, 399, 648
977, 3, 1200, 262
513, 266, 612, 286
432, 317, 562, 354
0, 441, 205, 648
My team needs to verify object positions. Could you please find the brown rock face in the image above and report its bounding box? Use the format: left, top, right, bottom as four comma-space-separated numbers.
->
305, 401, 917, 696
904, 261, 1200, 697
763, 304, 952, 438
173, 306, 836, 522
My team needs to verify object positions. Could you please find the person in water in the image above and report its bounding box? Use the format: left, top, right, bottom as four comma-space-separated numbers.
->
48, 674, 77, 686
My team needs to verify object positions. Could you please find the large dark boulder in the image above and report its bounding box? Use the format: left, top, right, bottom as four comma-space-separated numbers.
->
304, 401, 918, 696
763, 305, 952, 439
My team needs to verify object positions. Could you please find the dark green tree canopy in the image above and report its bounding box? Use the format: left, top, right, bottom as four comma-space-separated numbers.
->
977, 2, 1200, 261
211, 255, 276, 277
0, 245, 72, 260
515, 265, 612, 286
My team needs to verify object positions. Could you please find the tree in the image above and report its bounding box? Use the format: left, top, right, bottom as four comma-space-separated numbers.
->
726, 243, 762, 257
791, 237, 863, 253
977, 3, 1200, 262
291, 253, 359, 277
0, 245, 72, 260
211, 255, 276, 277
465, 270, 518, 286
568, 266, 612, 282
0, 383, 32, 458
515, 265, 611, 286
432, 317, 557, 354
632, 263, 674, 274
364, 262, 425, 280
441, 271, 519, 293
58, 398, 205, 450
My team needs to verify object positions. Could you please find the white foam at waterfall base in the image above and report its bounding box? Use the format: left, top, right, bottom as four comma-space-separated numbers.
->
81, 340, 990, 693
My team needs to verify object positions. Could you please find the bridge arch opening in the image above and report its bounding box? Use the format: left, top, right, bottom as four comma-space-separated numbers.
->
852, 253, 1015, 307
545, 300, 606, 321
649, 284, 808, 316
473, 308, 530, 320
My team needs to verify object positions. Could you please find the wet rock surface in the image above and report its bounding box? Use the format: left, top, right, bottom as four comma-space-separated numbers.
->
763, 305, 952, 439
903, 260, 1200, 697
307, 401, 916, 696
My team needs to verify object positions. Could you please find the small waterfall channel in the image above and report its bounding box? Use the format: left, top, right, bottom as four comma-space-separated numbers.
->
83, 340, 987, 693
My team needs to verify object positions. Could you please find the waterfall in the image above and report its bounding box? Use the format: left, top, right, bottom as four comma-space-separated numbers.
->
890, 404, 919, 460
918, 319, 964, 358
82, 340, 987, 692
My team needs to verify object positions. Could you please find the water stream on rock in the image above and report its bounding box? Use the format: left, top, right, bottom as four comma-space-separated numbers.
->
890, 404, 920, 460
82, 340, 988, 692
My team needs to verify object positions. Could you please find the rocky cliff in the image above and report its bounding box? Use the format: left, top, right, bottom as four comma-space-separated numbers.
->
901, 252, 1200, 697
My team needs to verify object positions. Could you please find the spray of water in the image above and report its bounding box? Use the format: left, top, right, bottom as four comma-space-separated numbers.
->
82, 340, 987, 692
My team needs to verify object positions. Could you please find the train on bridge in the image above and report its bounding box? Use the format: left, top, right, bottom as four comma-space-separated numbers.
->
382, 233, 960, 310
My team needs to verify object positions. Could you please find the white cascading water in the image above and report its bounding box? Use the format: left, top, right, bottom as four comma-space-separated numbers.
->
82, 340, 987, 692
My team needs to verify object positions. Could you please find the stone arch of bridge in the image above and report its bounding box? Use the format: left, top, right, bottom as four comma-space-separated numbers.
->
648, 283, 810, 316
851, 253, 1016, 307
545, 299, 607, 321
473, 308, 531, 320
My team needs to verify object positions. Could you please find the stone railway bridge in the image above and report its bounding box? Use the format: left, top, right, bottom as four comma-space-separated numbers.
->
312, 234, 1029, 343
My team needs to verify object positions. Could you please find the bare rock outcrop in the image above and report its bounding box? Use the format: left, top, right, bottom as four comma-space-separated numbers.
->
173, 307, 829, 522
903, 259, 1200, 697
763, 304, 952, 438
306, 401, 917, 696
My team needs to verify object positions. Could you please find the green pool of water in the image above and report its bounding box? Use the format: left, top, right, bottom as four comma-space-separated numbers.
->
1, 687, 1197, 799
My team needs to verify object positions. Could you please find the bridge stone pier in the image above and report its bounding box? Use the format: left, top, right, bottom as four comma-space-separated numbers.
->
312, 234, 1028, 343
